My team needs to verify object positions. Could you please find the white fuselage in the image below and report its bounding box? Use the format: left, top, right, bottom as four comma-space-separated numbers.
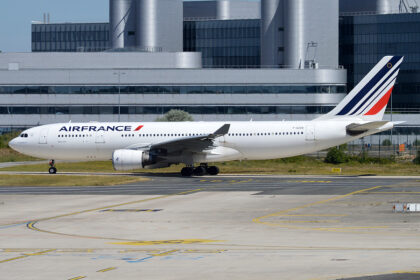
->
9, 120, 385, 166
7, 56, 403, 171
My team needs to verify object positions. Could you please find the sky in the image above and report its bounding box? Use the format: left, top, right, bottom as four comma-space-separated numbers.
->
0, 0, 108, 52
0, 0, 258, 53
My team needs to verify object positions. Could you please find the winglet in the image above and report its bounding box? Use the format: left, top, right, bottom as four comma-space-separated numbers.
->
211, 124, 230, 138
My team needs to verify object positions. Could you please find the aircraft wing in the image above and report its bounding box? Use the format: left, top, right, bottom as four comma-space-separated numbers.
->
149, 124, 230, 154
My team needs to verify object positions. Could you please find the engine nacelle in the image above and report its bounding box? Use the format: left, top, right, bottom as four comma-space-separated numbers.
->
112, 149, 151, 171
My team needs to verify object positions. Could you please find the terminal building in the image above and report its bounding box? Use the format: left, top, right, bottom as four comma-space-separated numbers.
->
1, 0, 419, 135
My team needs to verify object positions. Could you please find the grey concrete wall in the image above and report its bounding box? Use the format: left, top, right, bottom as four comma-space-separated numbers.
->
0, 53, 202, 70
0, 68, 346, 85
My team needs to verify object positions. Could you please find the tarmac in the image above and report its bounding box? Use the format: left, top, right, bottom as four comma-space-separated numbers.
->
1, 174, 420, 279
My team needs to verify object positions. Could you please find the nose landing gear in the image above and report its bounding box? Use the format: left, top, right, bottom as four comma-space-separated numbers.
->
48, 160, 57, 174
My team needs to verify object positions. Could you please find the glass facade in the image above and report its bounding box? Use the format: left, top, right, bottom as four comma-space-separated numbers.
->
0, 106, 335, 115
0, 85, 346, 95
32, 23, 109, 52
184, 19, 260, 68
32, 20, 261, 68
340, 13, 420, 113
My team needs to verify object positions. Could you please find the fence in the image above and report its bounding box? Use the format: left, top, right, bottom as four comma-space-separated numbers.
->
310, 132, 420, 159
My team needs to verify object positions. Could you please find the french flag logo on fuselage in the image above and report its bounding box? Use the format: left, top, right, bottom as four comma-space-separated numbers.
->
333, 56, 404, 118
134, 125, 144, 131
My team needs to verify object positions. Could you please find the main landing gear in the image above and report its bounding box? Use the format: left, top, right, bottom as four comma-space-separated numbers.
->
48, 160, 57, 174
181, 164, 220, 177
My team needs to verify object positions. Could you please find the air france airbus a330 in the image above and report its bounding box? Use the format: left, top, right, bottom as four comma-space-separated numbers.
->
9, 56, 404, 176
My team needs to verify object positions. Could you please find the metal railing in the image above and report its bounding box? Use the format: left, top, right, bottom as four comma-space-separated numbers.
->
340, 9, 418, 16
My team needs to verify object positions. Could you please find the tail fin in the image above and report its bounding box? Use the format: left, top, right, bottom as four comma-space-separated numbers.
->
319, 56, 404, 121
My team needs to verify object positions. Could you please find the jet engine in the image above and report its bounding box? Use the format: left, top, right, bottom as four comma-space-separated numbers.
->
112, 149, 153, 171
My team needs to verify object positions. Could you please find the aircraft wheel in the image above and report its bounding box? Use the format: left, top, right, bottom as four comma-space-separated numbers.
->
193, 166, 206, 176
181, 167, 194, 177
49, 167, 57, 174
207, 166, 220, 176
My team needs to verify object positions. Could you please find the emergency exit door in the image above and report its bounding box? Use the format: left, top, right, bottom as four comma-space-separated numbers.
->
305, 125, 315, 141
39, 128, 48, 144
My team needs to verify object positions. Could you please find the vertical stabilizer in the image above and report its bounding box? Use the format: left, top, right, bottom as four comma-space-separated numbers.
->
319, 56, 403, 121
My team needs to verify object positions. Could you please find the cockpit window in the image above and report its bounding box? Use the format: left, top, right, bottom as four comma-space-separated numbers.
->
20, 133, 29, 138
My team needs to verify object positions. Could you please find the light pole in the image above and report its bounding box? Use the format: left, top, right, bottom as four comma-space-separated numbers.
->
113, 71, 126, 122
391, 86, 394, 155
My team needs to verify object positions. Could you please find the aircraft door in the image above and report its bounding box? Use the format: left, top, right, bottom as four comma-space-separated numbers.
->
305, 125, 315, 141
95, 132, 105, 144
39, 128, 48, 144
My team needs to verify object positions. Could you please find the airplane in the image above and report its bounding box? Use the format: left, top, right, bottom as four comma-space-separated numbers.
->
9, 56, 404, 176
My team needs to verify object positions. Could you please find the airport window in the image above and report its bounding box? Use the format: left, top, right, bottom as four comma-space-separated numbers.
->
1, 85, 347, 95
0, 105, 337, 115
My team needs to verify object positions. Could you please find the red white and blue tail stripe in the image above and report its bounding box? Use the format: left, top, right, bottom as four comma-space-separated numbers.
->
320, 56, 403, 121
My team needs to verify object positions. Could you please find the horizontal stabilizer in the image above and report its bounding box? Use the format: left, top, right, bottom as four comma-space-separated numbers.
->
346, 121, 390, 136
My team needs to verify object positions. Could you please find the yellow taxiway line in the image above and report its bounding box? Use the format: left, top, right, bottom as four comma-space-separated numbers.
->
97, 267, 117, 273
0, 249, 55, 264
253, 185, 384, 231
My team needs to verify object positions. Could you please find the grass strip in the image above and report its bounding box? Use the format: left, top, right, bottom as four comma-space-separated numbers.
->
0, 149, 40, 163
0, 157, 419, 176
0, 175, 149, 187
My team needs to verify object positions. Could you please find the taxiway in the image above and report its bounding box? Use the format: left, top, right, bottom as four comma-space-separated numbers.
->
1, 175, 420, 280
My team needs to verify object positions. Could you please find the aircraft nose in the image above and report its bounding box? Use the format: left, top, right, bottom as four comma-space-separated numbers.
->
8, 138, 18, 150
